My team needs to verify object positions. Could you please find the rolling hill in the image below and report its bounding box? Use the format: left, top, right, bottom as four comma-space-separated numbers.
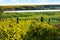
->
0, 5, 60, 10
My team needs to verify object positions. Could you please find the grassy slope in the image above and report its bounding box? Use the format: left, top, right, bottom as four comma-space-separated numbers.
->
1, 12, 60, 25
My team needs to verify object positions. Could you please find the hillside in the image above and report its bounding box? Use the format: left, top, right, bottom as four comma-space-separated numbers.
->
0, 5, 60, 10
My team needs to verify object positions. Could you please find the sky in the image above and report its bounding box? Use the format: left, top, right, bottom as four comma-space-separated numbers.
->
0, 0, 60, 5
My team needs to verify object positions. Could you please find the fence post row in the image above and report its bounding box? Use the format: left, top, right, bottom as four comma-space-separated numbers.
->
16, 17, 51, 24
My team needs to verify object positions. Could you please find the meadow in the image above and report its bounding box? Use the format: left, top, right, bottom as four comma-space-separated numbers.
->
2, 12, 60, 25
0, 12, 60, 40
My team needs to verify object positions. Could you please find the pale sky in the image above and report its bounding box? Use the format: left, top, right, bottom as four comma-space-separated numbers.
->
0, 0, 60, 5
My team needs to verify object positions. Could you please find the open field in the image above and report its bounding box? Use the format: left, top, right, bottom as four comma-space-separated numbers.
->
0, 12, 60, 40
2, 12, 60, 25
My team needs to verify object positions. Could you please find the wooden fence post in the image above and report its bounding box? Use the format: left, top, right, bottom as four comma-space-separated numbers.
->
48, 18, 50, 24
41, 17, 44, 22
17, 17, 19, 23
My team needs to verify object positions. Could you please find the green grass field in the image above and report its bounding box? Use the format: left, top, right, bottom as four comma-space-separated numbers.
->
0, 12, 60, 40
2, 12, 60, 25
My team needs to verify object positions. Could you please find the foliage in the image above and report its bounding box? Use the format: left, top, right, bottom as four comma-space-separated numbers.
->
0, 7, 3, 13
0, 19, 31, 40
23, 21, 59, 40
0, 7, 4, 20
0, 17, 59, 40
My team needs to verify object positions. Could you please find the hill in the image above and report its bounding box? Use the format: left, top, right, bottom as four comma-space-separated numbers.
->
0, 5, 60, 10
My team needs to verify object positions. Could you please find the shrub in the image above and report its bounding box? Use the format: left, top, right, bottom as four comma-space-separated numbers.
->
0, 19, 31, 40
0, 20, 59, 40
23, 21, 59, 40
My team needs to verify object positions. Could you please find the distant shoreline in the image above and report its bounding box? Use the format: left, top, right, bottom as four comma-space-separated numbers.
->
4, 10, 60, 13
